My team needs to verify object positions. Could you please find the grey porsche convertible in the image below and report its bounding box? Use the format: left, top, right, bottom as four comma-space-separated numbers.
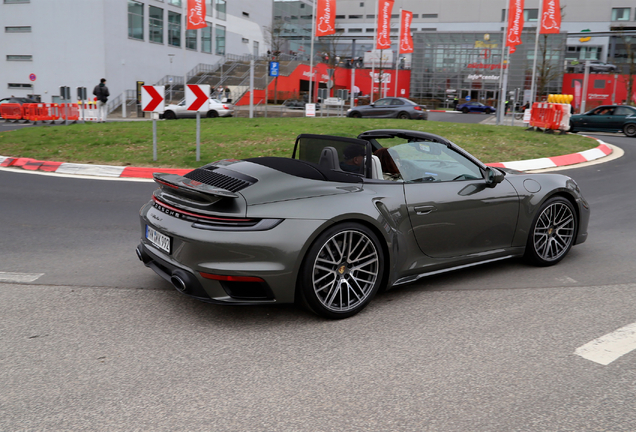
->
137, 129, 589, 319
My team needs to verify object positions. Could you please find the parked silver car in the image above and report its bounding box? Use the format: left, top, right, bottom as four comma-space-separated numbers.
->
162, 98, 234, 119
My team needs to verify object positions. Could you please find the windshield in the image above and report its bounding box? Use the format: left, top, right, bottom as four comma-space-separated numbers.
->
374, 139, 484, 183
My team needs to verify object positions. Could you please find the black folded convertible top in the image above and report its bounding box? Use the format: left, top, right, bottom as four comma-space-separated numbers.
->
245, 157, 363, 184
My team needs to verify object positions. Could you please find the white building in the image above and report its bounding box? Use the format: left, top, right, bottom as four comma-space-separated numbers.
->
0, 0, 272, 103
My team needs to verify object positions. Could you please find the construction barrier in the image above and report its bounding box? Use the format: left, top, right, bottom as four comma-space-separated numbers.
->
0, 103, 24, 120
59, 103, 80, 121
79, 101, 99, 121
529, 102, 572, 131
4, 102, 95, 123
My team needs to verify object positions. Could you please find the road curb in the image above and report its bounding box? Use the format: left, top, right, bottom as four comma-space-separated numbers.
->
0, 135, 615, 179
484, 136, 612, 171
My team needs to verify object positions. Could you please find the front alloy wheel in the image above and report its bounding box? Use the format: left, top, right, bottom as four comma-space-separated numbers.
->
300, 223, 384, 319
525, 197, 577, 266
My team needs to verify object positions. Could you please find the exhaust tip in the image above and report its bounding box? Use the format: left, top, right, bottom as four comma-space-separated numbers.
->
136, 247, 143, 261
170, 275, 188, 294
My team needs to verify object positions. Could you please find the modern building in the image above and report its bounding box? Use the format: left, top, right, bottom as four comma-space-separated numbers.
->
274, 0, 636, 106
0, 0, 272, 104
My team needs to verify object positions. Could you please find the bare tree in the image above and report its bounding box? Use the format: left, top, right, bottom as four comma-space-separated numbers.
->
535, 34, 565, 99
613, 27, 636, 105
315, 29, 346, 98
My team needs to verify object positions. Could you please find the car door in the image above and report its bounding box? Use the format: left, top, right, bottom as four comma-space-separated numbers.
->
577, 107, 610, 131
368, 98, 392, 117
392, 142, 519, 258
385, 98, 406, 117
610, 106, 635, 130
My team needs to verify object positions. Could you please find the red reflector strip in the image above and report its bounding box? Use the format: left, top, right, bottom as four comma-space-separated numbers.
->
152, 196, 254, 222
200, 272, 264, 283
155, 179, 179, 189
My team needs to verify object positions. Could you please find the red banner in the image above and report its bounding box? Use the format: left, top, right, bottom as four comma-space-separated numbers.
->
540, 0, 561, 34
376, 0, 394, 50
187, 0, 206, 30
315, 0, 336, 37
399, 10, 413, 54
506, 0, 524, 53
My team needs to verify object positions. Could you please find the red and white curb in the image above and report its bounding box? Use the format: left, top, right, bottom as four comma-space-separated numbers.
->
0, 157, 189, 179
0, 136, 615, 179
486, 136, 612, 171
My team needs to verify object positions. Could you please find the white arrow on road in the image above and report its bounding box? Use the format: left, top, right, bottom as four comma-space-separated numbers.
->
575, 322, 636, 365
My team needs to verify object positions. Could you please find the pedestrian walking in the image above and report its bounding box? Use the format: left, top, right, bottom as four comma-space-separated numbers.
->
93, 78, 110, 122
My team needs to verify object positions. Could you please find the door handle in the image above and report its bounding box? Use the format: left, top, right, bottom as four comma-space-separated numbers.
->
415, 205, 437, 215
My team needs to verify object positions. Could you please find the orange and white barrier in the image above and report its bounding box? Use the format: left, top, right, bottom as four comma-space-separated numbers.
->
0, 103, 24, 120
529, 102, 572, 131
78, 101, 99, 121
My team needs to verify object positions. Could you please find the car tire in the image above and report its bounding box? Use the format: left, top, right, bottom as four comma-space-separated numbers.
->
524, 196, 577, 267
462, 107, 469, 113
206, 110, 219, 118
299, 222, 385, 319
397, 112, 410, 119
623, 123, 636, 137
485, 108, 492, 114
163, 111, 176, 120
349, 111, 362, 118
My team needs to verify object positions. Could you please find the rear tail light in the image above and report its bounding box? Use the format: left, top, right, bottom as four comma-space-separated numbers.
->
414, 106, 422, 111
223, 105, 229, 109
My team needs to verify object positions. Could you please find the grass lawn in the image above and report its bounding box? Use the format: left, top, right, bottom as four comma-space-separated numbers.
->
0, 117, 597, 169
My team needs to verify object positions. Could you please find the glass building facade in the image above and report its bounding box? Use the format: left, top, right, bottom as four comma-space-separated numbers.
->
410, 31, 568, 108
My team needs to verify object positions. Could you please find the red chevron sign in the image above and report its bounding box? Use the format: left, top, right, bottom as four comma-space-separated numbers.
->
186, 84, 210, 111
141, 86, 165, 112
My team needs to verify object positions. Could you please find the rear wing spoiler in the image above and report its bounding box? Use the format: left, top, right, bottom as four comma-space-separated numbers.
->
153, 172, 239, 199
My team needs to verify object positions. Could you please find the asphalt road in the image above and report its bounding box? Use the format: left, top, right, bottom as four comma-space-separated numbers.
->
1, 133, 635, 431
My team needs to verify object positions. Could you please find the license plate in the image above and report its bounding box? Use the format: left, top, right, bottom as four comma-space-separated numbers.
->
146, 225, 171, 254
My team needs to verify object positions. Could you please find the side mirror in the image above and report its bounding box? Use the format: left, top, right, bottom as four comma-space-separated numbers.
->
485, 167, 505, 187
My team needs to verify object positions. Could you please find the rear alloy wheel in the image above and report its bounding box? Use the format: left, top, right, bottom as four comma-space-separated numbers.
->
525, 197, 577, 266
206, 110, 219, 118
462, 107, 469, 113
623, 123, 636, 137
300, 223, 384, 319
163, 111, 176, 120
397, 112, 410, 119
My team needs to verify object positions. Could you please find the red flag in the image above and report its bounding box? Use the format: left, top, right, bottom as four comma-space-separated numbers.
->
187, 0, 207, 30
506, 0, 524, 53
315, 0, 336, 37
540, 0, 561, 34
399, 10, 413, 54
376, 0, 394, 50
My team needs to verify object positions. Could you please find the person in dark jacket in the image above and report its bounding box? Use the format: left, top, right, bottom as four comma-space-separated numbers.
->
93, 78, 110, 122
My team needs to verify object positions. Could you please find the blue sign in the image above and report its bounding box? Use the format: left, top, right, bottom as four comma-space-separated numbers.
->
269, 61, 279, 77
465, 95, 471, 101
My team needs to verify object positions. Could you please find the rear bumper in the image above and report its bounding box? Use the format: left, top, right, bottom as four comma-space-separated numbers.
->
138, 202, 326, 304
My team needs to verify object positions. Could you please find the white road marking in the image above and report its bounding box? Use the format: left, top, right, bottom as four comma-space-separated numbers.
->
575, 322, 636, 365
0, 272, 44, 283
557, 276, 578, 284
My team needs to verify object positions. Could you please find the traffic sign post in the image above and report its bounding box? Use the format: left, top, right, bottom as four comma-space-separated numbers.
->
185, 84, 210, 162
141, 86, 165, 161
